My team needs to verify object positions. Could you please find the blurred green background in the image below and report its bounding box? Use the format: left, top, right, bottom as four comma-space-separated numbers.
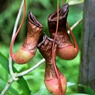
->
0, 0, 92, 95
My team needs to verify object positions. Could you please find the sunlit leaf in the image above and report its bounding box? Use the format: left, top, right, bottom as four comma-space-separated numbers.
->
66, 0, 84, 5
67, 82, 76, 87
68, 93, 89, 95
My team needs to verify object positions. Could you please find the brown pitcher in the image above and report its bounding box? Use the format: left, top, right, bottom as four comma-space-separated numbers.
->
10, 12, 43, 64
38, 35, 67, 95
48, 4, 78, 60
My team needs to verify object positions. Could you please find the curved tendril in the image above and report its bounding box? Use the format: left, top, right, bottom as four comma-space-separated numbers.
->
51, 0, 63, 94
62, 0, 64, 5
10, 0, 26, 56
66, 22, 79, 51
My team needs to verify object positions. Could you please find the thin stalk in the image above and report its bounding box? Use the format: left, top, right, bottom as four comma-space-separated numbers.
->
10, 0, 26, 60
17, 58, 45, 77
0, 78, 14, 95
66, 21, 79, 50
9, 0, 25, 75
62, 0, 64, 5
51, 0, 63, 94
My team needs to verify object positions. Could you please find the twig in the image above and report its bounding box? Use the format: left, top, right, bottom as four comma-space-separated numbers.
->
17, 58, 45, 77
9, 0, 24, 76
0, 78, 14, 95
67, 18, 83, 34
0, 73, 19, 95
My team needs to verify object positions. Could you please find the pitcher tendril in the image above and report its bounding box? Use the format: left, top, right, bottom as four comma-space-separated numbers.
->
10, 0, 26, 57
51, 0, 63, 94
66, 22, 79, 50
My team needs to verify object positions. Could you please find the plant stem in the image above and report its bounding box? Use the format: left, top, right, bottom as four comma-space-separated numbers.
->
9, 0, 24, 76
17, 58, 45, 77
0, 78, 14, 95
51, 0, 63, 94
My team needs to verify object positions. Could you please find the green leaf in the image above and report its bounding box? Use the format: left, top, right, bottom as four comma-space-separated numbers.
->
0, 52, 31, 95
66, 0, 84, 5
0, 52, 9, 72
79, 84, 95, 95
67, 93, 89, 95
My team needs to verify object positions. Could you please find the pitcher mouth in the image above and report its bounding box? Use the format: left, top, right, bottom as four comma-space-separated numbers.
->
28, 12, 43, 28
38, 35, 54, 47
38, 35, 47, 47
48, 4, 69, 22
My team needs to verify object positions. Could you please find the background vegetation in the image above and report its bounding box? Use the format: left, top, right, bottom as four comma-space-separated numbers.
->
1, 0, 94, 95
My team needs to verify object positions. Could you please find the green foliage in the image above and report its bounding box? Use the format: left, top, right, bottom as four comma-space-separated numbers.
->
0, 0, 95, 95
0, 52, 31, 95
66, 0, 84, 5
78, 84, 95, 95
